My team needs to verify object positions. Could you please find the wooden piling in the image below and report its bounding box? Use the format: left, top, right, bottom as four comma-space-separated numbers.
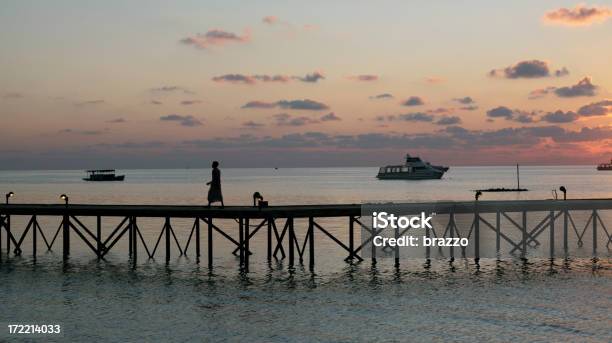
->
288, 217, 294, 267
348, 216, 354, 260
62, 214, 70, 258
308, 217, 314, 269
195, 218, 200, 260
207, 217, 213, 269
549, 211, 555, 259
32, 215, 37, 257
592, 210, 597, 257
165, 217, 170, 263
238, 218, 244, 266
96, 216, 102, 258
244, 218, 250, 269
267, 218, 272, 261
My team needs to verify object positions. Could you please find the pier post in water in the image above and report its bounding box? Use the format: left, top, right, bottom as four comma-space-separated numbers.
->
267, 218, 272, 261
96, 216, 102, 258
521, 211, 527, 259
128, 216, 133, 258
132, 216, 138, 264
62, 214, 70, 259
592, 210, 597, 257
348, 216, 354, 260
244, 218, 250, 269
195, 218, 200, 261
6, 214, 10, 255
32, 215, 37, 257
563, 210, 568, 256
207, 217, 213, 268
288, 217, 294, 267
238, 218, 244, 266
165, 217, 171, 263
308, 217, 314, 269
474, 210, 480, 263
495, 211, 501, 257
549, 211, 555, 259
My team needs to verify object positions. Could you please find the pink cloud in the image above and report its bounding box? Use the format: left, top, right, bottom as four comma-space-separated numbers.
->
180, 29, 251, 49
347, 74, 379, 82
543, 5, 611, 26
262, 16, 279, 24
425, 77, 445, 84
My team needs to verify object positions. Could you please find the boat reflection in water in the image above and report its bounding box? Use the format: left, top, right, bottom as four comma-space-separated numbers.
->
83, 169, 125, 181
377, 154, 448, 180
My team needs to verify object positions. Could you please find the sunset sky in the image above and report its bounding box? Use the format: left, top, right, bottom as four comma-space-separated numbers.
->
1, 1, 612, 169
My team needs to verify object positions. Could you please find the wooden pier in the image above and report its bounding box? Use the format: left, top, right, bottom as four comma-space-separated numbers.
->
0, 199, 610, 269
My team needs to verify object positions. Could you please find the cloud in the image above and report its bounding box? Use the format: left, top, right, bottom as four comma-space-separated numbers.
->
397, 113, 435, 122
369, 93, 394, 100
486, 106, 514, 119
425, 77, 444, 84
435, 116, 462, 125
60, 128, 107, 135
95, 141, 166, 150
253, 75, 291, 83
150, 86, 194, 94
577, 100, 612, 116
212, 74, 256, 85
489, 60, 569, 79
242, 121, 265, 129
554, 77, 598, 98
151, 100, 163, 105
262, 16, 279, 25
273, 113, 319, 126
241, 101, 277, 109
3, 92, 24, 99
513, 113, 537, 123
541, 110, 579, 123
213, 71, 324, 84
528, 86, 557, 99
320, 112, 341, 121
347, 74, 379, 82
294, 71, 325, 83
242, 99, 329, 110
179, 125, 612, 151
107, 118, 126, 123
180, 100, 203, 105
460, 105, 479, 111
74, 99, 104, 106
543, 5, 612, 26
486, 106, 539, 123
160, 114, 202, 127
278, 99, 329, 110
402, 96, 425, 106
453, 96, 475, 105
426, 107, 453, 115
180, 29, 250, 49
528, 78, 598, 99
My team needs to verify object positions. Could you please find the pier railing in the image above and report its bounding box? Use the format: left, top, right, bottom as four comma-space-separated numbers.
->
0, 200, 610, 269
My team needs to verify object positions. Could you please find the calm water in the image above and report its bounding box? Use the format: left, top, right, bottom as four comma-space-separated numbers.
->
0, 167, 611, 342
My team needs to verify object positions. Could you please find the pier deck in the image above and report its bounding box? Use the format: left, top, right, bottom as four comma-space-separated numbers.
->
1, 199, 611, 269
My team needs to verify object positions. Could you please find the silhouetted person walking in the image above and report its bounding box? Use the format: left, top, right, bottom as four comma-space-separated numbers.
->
206, 161, 224, 208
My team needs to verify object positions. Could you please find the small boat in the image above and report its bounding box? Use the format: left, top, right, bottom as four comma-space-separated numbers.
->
597, 159, 612, 171
377, 154, 448, 180
83, 169, 125, 181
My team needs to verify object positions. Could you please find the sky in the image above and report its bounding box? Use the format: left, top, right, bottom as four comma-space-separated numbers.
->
1, 0, 612, 169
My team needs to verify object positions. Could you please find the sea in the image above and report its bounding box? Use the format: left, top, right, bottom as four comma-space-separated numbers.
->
0, 166, 610, 342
